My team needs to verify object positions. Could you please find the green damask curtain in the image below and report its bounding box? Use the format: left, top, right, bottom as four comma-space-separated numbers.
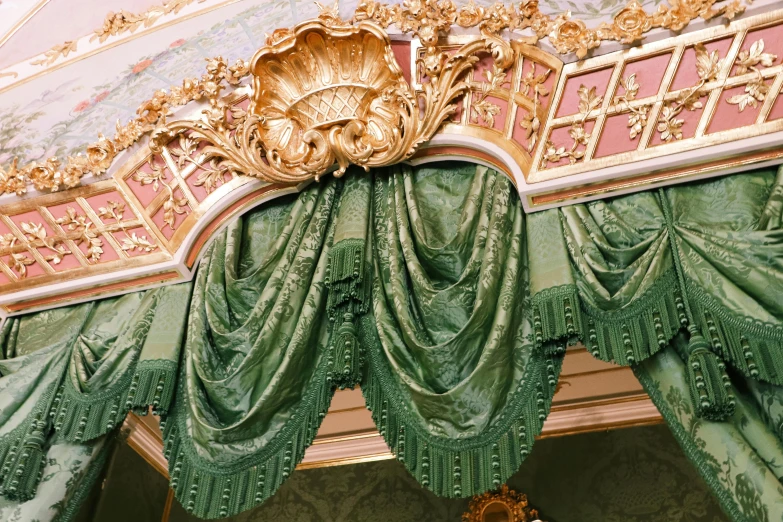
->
0, 285, 190, 503
161, 164, 561, 519
2, 161, 783, 522
528, 166, 783, 522
163, 182, 338, 519
361, 164, 561, 498
530, 168, 783, 418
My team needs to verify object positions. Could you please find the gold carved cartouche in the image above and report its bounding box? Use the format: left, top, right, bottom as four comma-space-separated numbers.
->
148, 10, 514, 184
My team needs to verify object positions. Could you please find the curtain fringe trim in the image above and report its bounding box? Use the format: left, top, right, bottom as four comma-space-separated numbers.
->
50, 359, 178, 443
161, 368, 334, 519
689, 283, 783, 386
532, 271, 783, 388
359, 317, 563, 498
0, 383, 57, 502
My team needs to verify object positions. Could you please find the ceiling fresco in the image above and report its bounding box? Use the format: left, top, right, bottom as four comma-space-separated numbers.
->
0, 0, 771, 180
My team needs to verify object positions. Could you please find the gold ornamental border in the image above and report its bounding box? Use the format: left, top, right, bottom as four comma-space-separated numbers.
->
0, 0, 751, 198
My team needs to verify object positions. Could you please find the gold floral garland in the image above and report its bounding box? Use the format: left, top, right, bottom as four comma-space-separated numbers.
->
0, 0, 751, 196
354, 0, 748, 58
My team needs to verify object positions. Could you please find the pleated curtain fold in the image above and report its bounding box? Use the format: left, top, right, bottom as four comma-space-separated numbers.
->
0, 161, 781, 521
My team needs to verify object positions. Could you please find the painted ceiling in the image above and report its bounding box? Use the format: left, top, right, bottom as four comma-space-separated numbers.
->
0, 0, 774, 176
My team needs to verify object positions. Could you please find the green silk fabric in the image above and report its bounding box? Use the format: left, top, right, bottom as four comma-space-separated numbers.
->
161, 164, 560, 518
637, 337, 783, 522
0, 438, 111, 522
362, 164, 561, 498
1, 162, 782, 522
163, 184, 338, 519
529, 167, 783, 384
0, 285, 189, 503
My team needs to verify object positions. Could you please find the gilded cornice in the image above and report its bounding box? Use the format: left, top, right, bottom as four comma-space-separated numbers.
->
0, 0, 753, 197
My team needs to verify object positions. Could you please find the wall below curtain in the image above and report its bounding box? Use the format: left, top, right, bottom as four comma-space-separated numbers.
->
79, 425, 728, 522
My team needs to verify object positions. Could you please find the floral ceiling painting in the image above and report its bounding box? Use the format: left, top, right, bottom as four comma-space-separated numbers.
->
0, 0, 771, 180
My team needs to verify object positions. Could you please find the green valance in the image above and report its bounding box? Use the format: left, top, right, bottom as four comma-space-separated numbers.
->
1, 161, 782, 521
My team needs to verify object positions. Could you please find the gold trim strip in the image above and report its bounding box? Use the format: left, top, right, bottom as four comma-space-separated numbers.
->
529, 147, 783, 206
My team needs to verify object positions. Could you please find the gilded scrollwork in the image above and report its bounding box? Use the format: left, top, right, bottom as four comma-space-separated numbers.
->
542, 84, 601, 167
462, 484, 543, 522
354, 0, 750, 59
2, 0, 756, 197
727, 39, 778, 112
657, 43, 720, 142
0, 56, 250, 197
147, 13, 515, 184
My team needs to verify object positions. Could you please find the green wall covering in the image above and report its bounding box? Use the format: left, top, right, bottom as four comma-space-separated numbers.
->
159, 425, 727, 522
79, 425, 728, 522
76, 442, 170, 522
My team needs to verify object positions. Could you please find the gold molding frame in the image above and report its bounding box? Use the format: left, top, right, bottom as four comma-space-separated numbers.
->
1, 4, 783, 313
462, 485, 543, 522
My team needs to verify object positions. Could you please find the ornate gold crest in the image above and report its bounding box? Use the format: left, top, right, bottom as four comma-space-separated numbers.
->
462, 485, 544, 522
249, 19, 415, 177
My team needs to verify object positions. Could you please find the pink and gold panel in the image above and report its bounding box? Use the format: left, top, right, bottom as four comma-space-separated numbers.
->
527, 12, 783, 188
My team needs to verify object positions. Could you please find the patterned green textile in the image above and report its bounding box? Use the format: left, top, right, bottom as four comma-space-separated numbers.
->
0, 437, 111, 522
326, 173, 373, 389
636, 337, 783, 522
162, 184, 338, 519
530, 167, 783, 388
2, 162, 783, 522
0, 285, 189, 502
362, 163, 562, 499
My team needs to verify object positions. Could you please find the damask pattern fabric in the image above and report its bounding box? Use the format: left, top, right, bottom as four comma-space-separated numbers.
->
529, 168, 783, 418
1, 162, 782, 522
0, 285, 189, 503
637, 338, 783, 522
362, 164, 562, 498
162, 184, 339, 519
0, 438, 111, 522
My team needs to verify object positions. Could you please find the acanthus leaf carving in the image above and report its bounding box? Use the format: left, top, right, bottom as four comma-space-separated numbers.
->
148, 16, 515, 184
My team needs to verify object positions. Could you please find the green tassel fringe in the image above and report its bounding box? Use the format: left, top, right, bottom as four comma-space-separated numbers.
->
532, 270, 783, 390
532, 285, 582, 351
0, 381, 57, 502
326, 238, 370, 390
51, 358, 178, 443
685, 326, 735, 422
689, 282, 783, 386
161, 358, 334, 519
532, 270, 683, 365
0, 417, 49, 502
127, 360, 179, 416
360, 316, 563, 498
331, 314, 363, 389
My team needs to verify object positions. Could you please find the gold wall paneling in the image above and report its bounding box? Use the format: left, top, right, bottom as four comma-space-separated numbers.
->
1, 5, 783, 313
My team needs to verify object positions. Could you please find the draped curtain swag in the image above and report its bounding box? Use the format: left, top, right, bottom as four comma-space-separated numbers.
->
0, 161, 781, 521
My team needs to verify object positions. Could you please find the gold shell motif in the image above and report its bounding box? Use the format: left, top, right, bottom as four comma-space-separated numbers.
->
250, 20, 412, 176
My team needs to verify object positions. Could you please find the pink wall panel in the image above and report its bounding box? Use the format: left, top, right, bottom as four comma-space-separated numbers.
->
9, 210, 56, 237
670, 37, 734, 92
470, 95, 508, 132
648, 96, 706, 146
767, 91, 783, 121
707, 82, 768, 134
733, 24, 783, 76
543, 120, 595, 168
391, 41, 412, 85
594, 113, 640, 158
616, 53, 672, 99
125, 155, 172, 208
84, 191, 131, 225
556, 67, 614, 118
